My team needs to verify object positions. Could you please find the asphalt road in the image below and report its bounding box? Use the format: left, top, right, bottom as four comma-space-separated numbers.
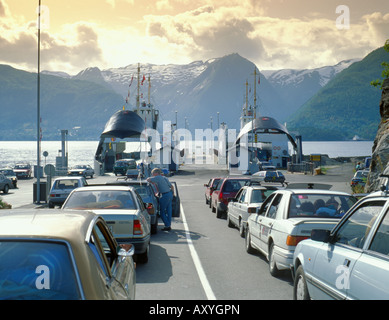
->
1, 162, 355, 301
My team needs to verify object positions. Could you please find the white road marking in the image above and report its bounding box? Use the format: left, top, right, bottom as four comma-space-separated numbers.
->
180, 204, 216, 300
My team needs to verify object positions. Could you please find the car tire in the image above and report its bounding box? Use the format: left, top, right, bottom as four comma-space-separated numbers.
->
3, 184, 9, 194
245, 228, 255, 254
269, 242, 281, 277
216, 207, 224, 219
294, 265, 310, 300
137, 243, 149, 264
48, 202, 55, 208
239, 220, 245, 238
227, 214, 234, 228
151, 222, 158, 234
211, 203, 216, 213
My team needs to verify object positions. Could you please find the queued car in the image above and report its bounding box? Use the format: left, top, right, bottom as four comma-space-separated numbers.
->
48, 176, 88, 208
245, 188, 358, 277
350, 169, 369, 191
211, 177, 250, 218
62, 185, 152, 263
0, 168, 17, 188
0, 209, 136, 300
67, 164, 94, 178
227, 185, 278, 237
13, 163, 32, 179
293, 188, 389, 300
252, 170, 286, 185
113, 159, 136, 176
107, 180, 160, 234
0, 173, 13, 194
204, 177, 221, 206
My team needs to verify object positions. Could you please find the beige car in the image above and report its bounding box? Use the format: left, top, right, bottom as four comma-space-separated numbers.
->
0, 209, 136, 300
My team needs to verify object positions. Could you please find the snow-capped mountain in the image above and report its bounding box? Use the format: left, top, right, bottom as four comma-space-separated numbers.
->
43, 54, 359, 131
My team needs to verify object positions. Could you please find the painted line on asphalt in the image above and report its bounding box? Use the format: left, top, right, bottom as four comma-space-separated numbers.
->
180, 204, 216, 300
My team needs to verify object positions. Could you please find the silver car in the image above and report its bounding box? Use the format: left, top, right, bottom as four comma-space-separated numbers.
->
48, 176, 88, 208
67, 164, 94, 178
62, 185, 152, 263
293, 189, 389, 300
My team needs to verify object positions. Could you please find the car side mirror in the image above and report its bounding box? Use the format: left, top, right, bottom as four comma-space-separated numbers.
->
311, 229, 331, 243
118, 244, 135, 256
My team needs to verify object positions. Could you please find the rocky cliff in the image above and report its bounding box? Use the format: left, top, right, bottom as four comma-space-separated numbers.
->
367, 78, 389, 192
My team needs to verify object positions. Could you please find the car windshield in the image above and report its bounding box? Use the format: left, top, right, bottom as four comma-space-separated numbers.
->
14, 165, 29, 169
130, 185, 153, 197
288, 193, 357, 218
63, 190, 136, 210
54, 179, 80, 189
73, 165, 86, 169
0, 240, 81, 300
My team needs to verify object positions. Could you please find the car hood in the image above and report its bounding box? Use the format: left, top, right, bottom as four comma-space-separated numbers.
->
86, 209, 139, 215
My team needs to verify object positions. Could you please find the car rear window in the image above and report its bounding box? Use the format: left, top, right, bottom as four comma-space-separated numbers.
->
0, 240, 81, 300
63, 190, 136, 210
223, 179, 249, 192
288, 194, 357, 218
54, 179, 80, 189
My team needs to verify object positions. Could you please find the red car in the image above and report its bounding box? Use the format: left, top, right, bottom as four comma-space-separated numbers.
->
204, 177, 221, 206
211, 177, 250, 218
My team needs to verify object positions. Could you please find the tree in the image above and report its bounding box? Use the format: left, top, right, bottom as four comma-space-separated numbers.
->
371, 39, 389, 89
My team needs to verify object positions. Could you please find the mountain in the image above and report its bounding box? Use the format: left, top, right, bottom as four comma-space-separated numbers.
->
261, 59, 360, 119
0, 52, 372, 141
71, 54, 354, 131
0, 64, 125, 140
287, 46, 389, 141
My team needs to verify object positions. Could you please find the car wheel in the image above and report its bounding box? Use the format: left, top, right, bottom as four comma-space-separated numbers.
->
227, 214, 234, 228
269, 242, 281, 277
3, 184, 9, 194
151, 222, 158, 234
137, 243, 149, 264
48, 202, 55, 208
294, 265, 310, 300
239, 220, 245, 238
211, 203, 216, 213
245, 228, 255, 254
216, 207, 224, 219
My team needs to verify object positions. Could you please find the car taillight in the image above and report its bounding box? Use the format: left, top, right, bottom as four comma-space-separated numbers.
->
286, 235, 309, 246
133, 219, 143, 235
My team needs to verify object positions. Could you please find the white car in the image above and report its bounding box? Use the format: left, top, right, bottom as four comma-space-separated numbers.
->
293, 189, 389, 300
245, 188, 357, 277
227, 185, 277, 237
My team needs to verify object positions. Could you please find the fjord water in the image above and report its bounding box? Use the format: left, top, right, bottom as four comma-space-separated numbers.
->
0, 140, 373, 169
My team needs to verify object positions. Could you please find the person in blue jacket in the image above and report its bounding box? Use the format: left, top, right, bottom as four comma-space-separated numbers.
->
147, 168, 173, 231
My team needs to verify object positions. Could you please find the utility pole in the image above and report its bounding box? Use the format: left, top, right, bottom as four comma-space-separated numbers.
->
36, 0, 42, 203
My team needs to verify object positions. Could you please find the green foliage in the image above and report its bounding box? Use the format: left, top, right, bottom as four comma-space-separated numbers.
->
288, 46, 387, 141
0, 198, 11, 209
371, 39, 389, 89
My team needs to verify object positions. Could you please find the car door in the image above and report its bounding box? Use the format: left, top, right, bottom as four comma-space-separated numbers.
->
259, 193, 283, 252
251, 193, 277, 249
310, 200, 384, 300
347, 206, 389, 300
91, 219, 135, 299
236, 188, 248, 221
229, 188, 244, 223
171, 181, 181, 217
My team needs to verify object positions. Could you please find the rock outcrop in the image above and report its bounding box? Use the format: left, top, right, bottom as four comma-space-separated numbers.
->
367, 78, 389, 192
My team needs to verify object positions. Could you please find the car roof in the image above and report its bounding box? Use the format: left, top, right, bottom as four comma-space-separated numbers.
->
0, 209, 97, 242
53, 176, 85, 181
76, 185, 135, 191
278, 189, 352, 196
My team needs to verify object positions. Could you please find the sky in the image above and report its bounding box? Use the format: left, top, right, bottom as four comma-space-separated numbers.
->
0, 0, 388, 75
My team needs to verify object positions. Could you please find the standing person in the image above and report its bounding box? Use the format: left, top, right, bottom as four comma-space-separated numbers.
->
147, 168, 173, 231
